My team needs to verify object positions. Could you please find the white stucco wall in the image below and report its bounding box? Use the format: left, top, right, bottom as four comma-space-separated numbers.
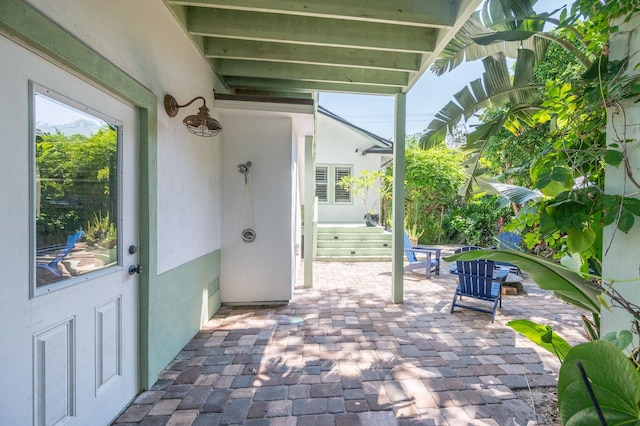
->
220, 113, 295, 303
315, 113, 388, 223
25, 0, 223, 273
602, 14, 640, 336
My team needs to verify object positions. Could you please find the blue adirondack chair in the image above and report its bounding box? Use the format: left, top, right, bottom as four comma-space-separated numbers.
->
497, 231, 521, 250
493, 231, 522, 275
448, 245, 480, 274
451, 258, 509, 322
36, 229, 85, 277
403, 232, 440, 279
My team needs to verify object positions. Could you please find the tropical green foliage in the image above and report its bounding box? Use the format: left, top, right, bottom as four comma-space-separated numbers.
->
430, 0, 553, 76
423, 49, 542, 149
433, 1, 640, 423
85, 211, 117, 246
479, 108, 547, 189
403, 217, 424, 241
506, 319, 572, 362
385, 143, 465, 243
441, 195, 512, 246
36, 126, 117, 246
338, 169, 387, 214
425, 0, 640, 271
559, 340, 640, 425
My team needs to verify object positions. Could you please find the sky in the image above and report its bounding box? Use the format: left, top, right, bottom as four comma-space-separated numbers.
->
317, 0, 563, 140
36, 92, 105, 136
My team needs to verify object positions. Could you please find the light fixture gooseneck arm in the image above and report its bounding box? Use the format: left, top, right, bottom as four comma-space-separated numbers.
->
172, 96, 207, 111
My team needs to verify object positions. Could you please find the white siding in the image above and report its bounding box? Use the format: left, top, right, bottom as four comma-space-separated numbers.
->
315, 113, 388, 223
602, 13, 640, 337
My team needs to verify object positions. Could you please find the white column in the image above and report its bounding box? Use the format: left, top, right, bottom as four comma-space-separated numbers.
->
392, 93, 406, 303
602, 15, 640, 336
303, 134, 315, 288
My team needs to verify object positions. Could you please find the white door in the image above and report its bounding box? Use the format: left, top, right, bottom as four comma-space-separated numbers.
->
0, 36, 139, 425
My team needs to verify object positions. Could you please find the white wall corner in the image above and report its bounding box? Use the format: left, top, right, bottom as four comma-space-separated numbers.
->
602, 13, 640, 337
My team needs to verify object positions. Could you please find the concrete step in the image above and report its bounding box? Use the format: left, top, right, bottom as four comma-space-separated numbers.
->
313, 223, 392, 262
317, 239, 391, 249
315, 255, 392, 262
317, 232, 391, 241
317, 224, 388, 234
316, 247, 393, 257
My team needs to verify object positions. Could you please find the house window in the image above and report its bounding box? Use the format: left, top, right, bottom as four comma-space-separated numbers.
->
334, 166, 352, 203
315, 166, 328, 203
315, 165, 352, 204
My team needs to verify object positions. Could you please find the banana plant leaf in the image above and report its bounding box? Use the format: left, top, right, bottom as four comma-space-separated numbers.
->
473, 30, 538, 45
445, 250, 601, 314
430, 0, 552, 76
422, 49, 542, 148
559, 340, 640, 425
473, 176, 544, 204
506, 319, 571, 362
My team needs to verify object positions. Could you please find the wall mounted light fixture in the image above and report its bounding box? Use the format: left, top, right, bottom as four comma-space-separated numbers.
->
164, 94, 222, 137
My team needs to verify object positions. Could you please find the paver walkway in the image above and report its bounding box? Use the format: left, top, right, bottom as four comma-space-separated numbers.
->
114, 256, 586, 425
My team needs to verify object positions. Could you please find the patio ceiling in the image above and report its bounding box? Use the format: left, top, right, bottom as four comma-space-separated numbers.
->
163, 0, 483, 97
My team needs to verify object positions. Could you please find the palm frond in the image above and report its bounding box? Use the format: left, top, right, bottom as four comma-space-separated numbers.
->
430, 0, 555, 76
421, 49, 542, 148
448, 108, 543, 201
474, 176, 544, 204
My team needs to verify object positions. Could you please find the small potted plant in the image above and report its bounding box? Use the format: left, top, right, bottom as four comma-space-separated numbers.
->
86, 211, 117, 249
339, 169, 386, 226
404, 217, 424, 246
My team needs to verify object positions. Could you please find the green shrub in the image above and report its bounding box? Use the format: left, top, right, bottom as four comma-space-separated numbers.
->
442, 195, 513, 246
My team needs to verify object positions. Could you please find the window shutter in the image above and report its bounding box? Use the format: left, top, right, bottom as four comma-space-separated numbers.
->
334, 166, 352, 203
315, 166, 328, 202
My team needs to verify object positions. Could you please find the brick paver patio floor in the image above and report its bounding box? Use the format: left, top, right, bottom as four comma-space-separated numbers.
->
115, 254, 586, 425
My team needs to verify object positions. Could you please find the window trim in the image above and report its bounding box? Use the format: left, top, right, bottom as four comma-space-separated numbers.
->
315, 164, 353, 205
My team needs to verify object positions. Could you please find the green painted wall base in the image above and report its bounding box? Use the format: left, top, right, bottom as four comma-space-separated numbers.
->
142, 250, 221, 389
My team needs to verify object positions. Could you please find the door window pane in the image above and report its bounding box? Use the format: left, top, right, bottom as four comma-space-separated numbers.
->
34, 89, 120, 289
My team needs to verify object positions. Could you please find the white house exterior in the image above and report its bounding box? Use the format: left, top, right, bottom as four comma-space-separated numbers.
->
315, 106, 392, 224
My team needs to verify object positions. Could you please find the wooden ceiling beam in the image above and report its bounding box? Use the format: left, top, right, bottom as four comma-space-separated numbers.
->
169, 0, 457, 28
224, 77, 403, 95
215, 59, 410, 87
188, 8, 436, 53
204, 38, 421, 72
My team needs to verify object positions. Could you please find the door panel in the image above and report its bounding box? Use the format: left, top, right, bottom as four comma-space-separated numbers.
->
33, 319, 75, 426
96, 297, 122, 393
0, 35, 139, 425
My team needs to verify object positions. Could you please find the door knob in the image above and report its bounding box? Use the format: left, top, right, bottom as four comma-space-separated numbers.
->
128, 264, 144, 275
